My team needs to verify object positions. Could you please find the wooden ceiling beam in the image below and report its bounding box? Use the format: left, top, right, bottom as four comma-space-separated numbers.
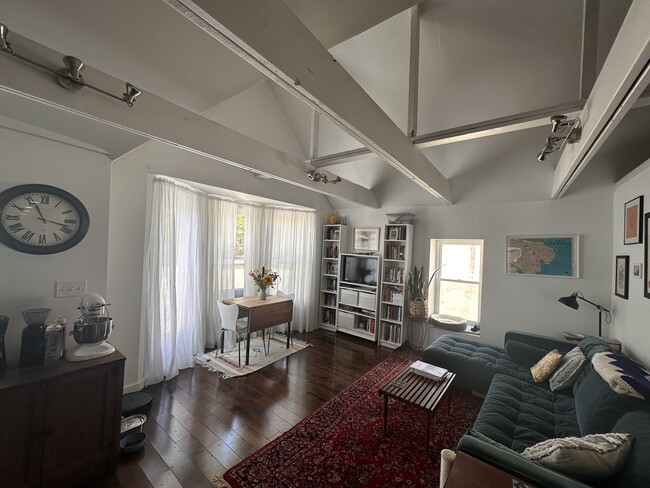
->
0, 33, 378, 208
165, 0, 453, 204
552, 0, 650, 198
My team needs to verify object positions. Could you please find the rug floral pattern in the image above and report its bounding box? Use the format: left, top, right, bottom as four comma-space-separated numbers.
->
224, 347, 483, 487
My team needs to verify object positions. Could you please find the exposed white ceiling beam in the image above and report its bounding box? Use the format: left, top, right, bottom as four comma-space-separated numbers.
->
0, 33, 378, 208
407, 5, 420, 138
309, 110, 319, 160
165, 0, 453, 204
309, 101, 585, 167
552, 0, 650, 198
580, 0, 600, 100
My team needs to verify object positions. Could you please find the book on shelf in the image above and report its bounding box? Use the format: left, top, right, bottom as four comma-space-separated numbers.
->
409, 360, 448, 381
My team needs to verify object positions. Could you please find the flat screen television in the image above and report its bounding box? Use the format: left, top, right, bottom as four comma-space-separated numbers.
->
341, 255, 378, 286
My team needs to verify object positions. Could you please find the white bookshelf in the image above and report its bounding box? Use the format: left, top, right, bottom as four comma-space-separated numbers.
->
379, 224, 413, 348
319, 224, 348, 330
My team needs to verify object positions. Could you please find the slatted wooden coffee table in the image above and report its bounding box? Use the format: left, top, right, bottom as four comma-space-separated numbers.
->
379, 365, 456, 452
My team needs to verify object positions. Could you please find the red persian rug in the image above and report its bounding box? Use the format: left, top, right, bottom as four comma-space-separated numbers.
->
223, 347, 483, 487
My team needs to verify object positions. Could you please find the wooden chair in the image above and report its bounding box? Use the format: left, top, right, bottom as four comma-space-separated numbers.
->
216, 301, 248, 367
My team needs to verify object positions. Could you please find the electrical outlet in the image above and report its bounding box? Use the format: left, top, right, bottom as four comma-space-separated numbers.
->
55, 280, 87, 298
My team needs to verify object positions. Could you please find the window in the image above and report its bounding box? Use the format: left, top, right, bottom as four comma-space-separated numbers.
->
234, 209, 245, 297
429, 239, 484, 323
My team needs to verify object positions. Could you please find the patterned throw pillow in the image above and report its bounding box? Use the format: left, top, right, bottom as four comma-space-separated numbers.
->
530, 349, 563, 383
592, 351, 650, 401
522, 433, 633, 481
549, 347, 587, 392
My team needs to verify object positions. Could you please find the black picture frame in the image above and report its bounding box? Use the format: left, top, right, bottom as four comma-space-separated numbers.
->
645, 213, 650, 298
624, 195, 643, 245
615, 255, 629, 299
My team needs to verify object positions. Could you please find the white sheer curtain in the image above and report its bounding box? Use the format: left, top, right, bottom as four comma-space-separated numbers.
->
262, 206, 318, 332
206, 197, 239, 348
242, 203, 264, 297
143, 177, 207, 385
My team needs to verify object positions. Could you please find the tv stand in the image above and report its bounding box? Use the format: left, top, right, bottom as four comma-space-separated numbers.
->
336, 254, 381, 342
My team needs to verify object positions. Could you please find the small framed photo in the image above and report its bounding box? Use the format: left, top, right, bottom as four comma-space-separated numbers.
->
633, 263, 643, 279
615, 255, 629, 299
353, 227, 380, 252
624, 196, 643, 245
388, 227, 400, 240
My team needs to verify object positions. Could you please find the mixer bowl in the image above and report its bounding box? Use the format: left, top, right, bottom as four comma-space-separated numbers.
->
73, 316, 113, 344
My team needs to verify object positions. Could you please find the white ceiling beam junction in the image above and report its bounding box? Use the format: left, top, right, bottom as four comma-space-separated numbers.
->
164, 0, 453, 204
552, 0, 650, 198
0, 33, 378, 208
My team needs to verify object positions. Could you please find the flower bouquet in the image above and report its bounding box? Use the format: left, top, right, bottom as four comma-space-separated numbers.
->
249, 267, 279, 300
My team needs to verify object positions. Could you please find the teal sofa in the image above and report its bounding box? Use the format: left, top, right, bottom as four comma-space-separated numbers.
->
423, 332, 650, 487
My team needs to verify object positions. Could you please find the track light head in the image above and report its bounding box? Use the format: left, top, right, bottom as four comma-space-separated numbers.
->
123, 83, 141, 107
537, 148, 549, 161
307, 169, 317, 181
550, 115, 568, 133
0, 23, 11, 53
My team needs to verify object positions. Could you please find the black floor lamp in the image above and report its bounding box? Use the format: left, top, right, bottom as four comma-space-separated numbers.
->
558, 291, 611, 337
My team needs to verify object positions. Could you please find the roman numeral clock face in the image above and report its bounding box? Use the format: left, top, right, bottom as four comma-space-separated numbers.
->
0, 184, 89, 254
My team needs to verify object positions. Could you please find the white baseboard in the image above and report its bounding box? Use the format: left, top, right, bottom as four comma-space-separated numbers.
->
123, 377, 146, 393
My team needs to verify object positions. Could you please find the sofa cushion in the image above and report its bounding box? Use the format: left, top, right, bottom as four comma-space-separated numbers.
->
472, 374, 581, 453
505, 340, 549, 368
574, 363, 650, 435
592, 352, 650, 401
531, 349, 563, 383
550, 347, 587, 392
522, 433, 633, 482
609, 411, 650, 488
422, 335, 533, 394
577, 336, 611, 359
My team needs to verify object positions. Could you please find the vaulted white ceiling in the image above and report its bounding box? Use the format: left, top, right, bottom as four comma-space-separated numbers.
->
1, 0, 648, 208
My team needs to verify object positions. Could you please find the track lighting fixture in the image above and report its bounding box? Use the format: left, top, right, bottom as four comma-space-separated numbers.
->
306, 169, 342, 184
537, 114, 582, 161
0, 22, 141, 107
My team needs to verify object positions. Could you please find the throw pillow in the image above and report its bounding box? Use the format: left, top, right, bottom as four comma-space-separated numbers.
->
577, 336, 611, 359
592, 351, 650, 401
530, 349, 563, 383
522, 433, 633, 481
550, 346, 587, 392
505, 340, 549, 368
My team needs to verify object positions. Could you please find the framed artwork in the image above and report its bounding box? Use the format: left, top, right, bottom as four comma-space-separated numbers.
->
633, 263, 643, 279
645, 213, 650, 298
506, 235, 579, 278
615, 255, 629, 299
388, 227, 400, 240
353, 227, 380, 252
624, 196, 643, 245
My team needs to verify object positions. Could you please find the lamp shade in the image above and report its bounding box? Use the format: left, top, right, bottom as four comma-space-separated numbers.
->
558, 294, 579, 310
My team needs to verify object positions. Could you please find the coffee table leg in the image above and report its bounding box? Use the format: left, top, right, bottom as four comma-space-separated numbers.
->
383, 394, 388, 435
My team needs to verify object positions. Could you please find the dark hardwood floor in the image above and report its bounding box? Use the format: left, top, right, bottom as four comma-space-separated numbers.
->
92, 329, 393, 487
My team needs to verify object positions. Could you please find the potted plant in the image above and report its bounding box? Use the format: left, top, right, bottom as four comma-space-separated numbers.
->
407, 265, 442, 319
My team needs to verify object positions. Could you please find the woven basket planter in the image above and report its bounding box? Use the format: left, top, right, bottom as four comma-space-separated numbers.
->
408, 298, 428, 320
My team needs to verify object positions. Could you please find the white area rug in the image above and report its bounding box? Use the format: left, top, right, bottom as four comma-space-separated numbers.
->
195, 334, 311, 378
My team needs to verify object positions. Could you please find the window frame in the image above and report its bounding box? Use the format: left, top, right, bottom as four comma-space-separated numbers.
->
429, 238, 484, 324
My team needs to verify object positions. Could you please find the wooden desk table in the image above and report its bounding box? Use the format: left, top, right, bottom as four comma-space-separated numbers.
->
223, 295, 293, 365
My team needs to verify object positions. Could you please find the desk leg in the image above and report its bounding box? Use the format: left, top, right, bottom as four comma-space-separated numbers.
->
383, 394, 388, 435
245, 331, 251, 365
287, 321, 291, 349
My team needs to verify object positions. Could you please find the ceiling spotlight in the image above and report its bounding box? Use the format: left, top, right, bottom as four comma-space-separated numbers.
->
536, 115, 582, 162
306, 170, 342, 184
0, 21, 141, 107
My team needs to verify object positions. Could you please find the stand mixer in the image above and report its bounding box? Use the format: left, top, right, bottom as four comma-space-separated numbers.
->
65, 293, 115, 362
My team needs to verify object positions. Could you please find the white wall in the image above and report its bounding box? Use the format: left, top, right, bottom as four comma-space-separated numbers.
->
337, 190, 613, 349
612, 158, 650, 366
0, 119, 111, 364
107, 140, 333, 389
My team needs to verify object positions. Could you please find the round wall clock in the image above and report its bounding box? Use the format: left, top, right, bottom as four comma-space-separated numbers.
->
0, 184, 90, 254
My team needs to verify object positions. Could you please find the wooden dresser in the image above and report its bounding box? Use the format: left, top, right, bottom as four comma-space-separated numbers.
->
0, 350, 125, 487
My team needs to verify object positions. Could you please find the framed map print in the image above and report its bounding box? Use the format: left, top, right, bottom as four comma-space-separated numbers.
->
506, 235, 579, 278
624, 196, 643, 245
